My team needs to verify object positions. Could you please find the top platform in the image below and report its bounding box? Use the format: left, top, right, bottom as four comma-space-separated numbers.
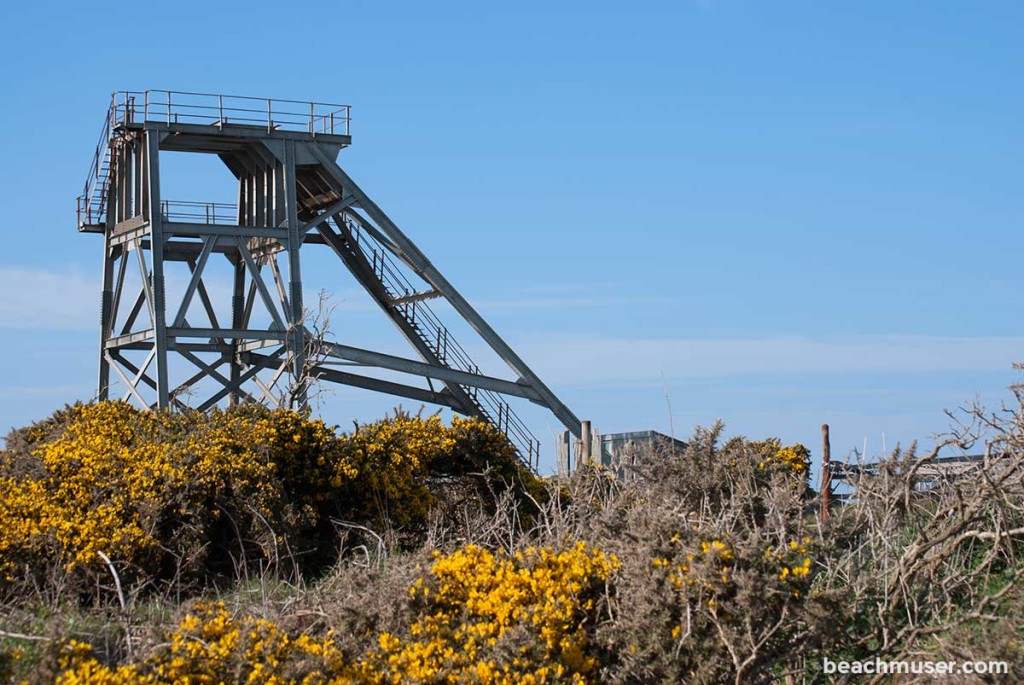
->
78, 90, 352, 229
110, 90, 351, 137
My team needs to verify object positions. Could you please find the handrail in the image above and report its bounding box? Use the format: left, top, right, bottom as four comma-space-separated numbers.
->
341, 212, 540, 468
76, 93, 116, 226
114, 90, 351, 136
160, 200, 237, 225
77, 90, 353, 229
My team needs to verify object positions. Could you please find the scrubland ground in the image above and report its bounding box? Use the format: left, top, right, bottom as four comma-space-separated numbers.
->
0, 397, 1022, 684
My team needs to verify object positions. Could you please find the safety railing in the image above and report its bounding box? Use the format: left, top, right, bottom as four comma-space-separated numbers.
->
77, 91, 353, 229
77, 93, 117, 227
111, 90, 351, 136
161, 200, 237, 225
340, 213, 541, 469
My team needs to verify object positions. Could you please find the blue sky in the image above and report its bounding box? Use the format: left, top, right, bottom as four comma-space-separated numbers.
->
1, 1, 1022, 474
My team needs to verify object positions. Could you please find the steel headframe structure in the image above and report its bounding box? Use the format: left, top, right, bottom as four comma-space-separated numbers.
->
77, 90, 581, 470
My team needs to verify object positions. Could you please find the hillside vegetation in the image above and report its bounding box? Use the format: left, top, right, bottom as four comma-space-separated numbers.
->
0, 399, 1022, 683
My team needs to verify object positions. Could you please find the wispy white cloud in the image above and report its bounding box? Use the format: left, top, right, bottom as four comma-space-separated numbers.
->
0, 266, 239, 332
472, 296, 672, 310
512, 281, 634, 295
321, 288, 671, 314
0, 267, 97, 330
518, 334, 1024, 385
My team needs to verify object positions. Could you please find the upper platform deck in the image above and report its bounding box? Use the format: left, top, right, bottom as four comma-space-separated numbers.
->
112, 90, 351, 138
78, 90, 352, 228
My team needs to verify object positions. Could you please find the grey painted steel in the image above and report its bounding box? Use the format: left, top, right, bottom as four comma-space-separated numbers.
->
243, 353, 462, 412
145, 131, 170, 407
165, 223, 289, 239
167, 328, 286, 340
320, 342, 544, 402
284, 139, 307, 407
299, 195, 357, 233
173, 237, 215, 327
307, 144, 582, 439
97, 224, 115, 400
313, 220, 480, 418
82, 91, 579, 469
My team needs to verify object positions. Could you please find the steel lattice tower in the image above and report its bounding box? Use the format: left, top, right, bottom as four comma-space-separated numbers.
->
77, 90, 581, 468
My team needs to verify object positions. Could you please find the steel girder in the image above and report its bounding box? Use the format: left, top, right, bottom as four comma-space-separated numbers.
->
90, 117, 581, 468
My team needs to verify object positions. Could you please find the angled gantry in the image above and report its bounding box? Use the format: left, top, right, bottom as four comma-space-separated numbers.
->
79, 91, 581, 469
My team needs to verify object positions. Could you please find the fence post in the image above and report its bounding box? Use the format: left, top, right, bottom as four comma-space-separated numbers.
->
581, 420, 592, 466
820, 423, 832, 521
558, 430, 571, 476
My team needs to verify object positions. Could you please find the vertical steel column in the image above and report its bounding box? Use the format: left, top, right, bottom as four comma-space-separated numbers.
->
145, 131, 170, 407
283, 139, 306, 407
97, 236, 114, 400
229, 169, 247, 407
228, 260, 246, 407
97, 137, 119, 401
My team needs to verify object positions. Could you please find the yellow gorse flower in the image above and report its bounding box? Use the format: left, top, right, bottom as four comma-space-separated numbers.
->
0, 403, 524, 587
750, 439, 811, 475
55, 544, 619, 684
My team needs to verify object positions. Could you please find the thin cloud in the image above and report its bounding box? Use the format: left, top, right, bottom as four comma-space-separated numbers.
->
0, 267, 96, 330
0, 266, 238, 332
517, 334, 1024, 385
472, 295, 673, 310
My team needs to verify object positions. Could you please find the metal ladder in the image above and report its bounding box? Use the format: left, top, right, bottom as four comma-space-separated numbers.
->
77, 98, 116, 227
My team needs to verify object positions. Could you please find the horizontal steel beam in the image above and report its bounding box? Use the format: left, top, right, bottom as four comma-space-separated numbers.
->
113, 216, 148, 235
171, 342, 234, 353
304, 364, 462, 412
104, 329, 155, 349
320, 341, 541, 402
164, 222, 289, 239
137, 121, 352, 146
110, 224, 153, 247
163, 240, 238, 261
167, 327, 286, 340
238, 338, 287, 353
158, 233, 325, 260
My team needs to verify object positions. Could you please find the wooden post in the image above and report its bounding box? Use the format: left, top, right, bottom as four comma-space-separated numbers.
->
557, 430, 571, 477
581, 420, 592, 466
820, 423, 831, 521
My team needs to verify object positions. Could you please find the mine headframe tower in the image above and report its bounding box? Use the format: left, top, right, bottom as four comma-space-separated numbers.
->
77, 90, 581, 469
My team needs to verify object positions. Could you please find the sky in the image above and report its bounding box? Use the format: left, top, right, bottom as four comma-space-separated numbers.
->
1, 1, 1022, 475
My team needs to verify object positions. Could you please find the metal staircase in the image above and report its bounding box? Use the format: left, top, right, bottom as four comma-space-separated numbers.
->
77, 97, 116, 228
330, 211, 541, 468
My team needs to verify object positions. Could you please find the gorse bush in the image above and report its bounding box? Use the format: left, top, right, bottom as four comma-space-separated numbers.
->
2, 396, 1024, 683
372, 542, 618, 683
52, 542, 618, 684
543, 426, 822, 683
0, 402, 539, 601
